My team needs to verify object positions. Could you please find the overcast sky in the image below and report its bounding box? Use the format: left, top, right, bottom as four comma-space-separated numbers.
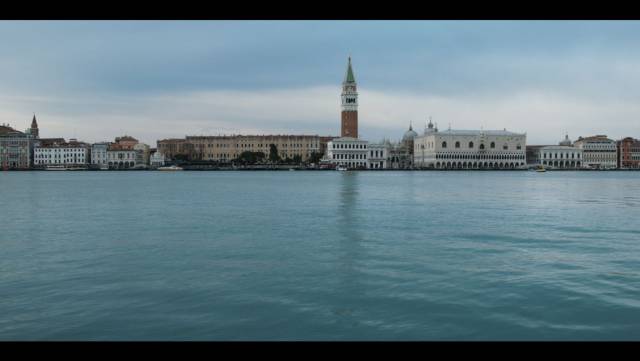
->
1, 20, 639, 145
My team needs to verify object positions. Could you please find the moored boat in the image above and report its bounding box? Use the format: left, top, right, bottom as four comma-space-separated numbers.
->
157, 165, 184, 171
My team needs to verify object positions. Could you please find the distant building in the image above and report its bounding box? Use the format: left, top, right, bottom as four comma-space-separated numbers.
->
185, 134, 325, 162
538, 145, 583, 169
34, 139, 90, 167
91, 142, 110, 168
618, 137, 640, 169
326, 137, 369, 169
387, 123, 418, 169
324, 56, 371, 169
526, 145, 545, 166
114, 135, 139, 150
150, 149, 166, 168
341, 57, 358, 138
573, 135, 617, 169
107, 143, 137, 169
536, 134, 584, 169
29, 114, 39, 139
413, 120, 527, 169
133, 143, 151, 168
157, 138, 192, 161
367, 143, 389, 169
0, 123, 33, 170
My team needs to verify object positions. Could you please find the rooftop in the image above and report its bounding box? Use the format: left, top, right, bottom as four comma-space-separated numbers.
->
421, 129, 525, 137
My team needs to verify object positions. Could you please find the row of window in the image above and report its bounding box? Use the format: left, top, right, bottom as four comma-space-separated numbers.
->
439, 141, 522, 150
35, 148, 87, 152
332, 143, 367, 150
435, 154, 525, 160
333, 153, 366, 160
541, 153, 581, 159
201, 143, 319, 148
433, 161, 526, 169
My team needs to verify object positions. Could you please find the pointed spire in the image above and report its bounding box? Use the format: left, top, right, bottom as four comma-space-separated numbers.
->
31, 113, 37, 127
409, 120, 413, 131
344, 56, 356, 83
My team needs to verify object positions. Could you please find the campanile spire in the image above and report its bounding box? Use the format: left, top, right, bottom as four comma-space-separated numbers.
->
341, 56, 358, 138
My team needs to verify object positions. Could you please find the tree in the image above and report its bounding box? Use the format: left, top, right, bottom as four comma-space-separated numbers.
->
269, 144, 280, 163
307, 151, 323, 164
292, 155, 302, 164
236, 151, 265, 165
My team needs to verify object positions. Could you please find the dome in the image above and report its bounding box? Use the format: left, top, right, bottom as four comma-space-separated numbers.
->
559, 134, 572, 146
402, 123, 418, 142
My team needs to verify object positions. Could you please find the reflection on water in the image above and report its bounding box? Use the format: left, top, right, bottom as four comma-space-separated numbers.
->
335, 172, 365, 319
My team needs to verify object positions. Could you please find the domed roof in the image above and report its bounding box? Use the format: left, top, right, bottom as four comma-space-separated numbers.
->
402, 123, 418, 141
559, 134, 572, 146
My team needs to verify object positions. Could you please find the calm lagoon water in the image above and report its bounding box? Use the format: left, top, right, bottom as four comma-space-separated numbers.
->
1, 170, 640, 340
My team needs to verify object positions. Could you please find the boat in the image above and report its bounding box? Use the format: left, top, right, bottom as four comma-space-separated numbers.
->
289, 168, 295, 171
45, 165, 87, 171
336, 165, 348, 171
536, 166, 546, 172
158, 165, 184, 171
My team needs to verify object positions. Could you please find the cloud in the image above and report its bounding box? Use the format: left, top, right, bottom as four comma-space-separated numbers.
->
1, 86, 638, 146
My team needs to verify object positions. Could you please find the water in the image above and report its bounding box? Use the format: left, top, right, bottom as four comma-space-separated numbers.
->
1, 171, 640, 340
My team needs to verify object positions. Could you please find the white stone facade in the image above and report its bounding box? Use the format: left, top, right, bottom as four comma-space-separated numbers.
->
574, 135, 617, 169
413, 129, 527, 169
326, 137, 369, 169
91, 143, 109, 166
34, 143, 89, 166
538, 146, 583, 168
367, 143, 389, 169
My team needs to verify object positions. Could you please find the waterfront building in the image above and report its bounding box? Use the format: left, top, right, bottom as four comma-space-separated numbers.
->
150, 149, 166, 168
365, 123, 417, 170
573, 135, 617, 169
413, 119, 527, 169
326, 137, 369, 169
184, 134, 326, 162
386, 123, 417, 169
107, 143, 137, 169
133, 143, 151, 167
538, 145, 583, 169
367, 142, 389, 169
34, 139, 90, 167
157, 138, 192, 161
533, 135, 584, 169
526, 145, 544, 166
0, 123, 33, 170
617, 137, 640, 169
91, 142, 110, 168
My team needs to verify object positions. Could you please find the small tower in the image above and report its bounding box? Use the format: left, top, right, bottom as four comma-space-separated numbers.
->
341, 56, 358, 138
30, 113, 39, 138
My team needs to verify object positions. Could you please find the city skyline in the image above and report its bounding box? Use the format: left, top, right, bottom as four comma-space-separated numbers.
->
1, 21, 640, 145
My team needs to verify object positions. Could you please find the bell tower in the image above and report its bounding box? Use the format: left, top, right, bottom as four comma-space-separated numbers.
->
30, 113, 39, 138
341, 57, 358, 138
